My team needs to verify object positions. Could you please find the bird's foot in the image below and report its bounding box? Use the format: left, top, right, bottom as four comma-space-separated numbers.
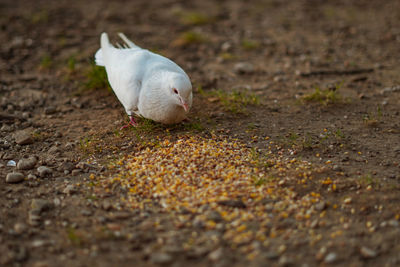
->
129, 116, 138, 126
120, 116, 138, 130
120, 124, 130, 130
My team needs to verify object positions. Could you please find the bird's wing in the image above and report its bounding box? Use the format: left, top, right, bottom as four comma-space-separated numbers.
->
142, 52, 189, 81
98, 33, 152, 115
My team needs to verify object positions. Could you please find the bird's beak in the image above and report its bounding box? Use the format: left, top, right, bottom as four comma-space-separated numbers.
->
182, 103, 189, 112
180, 98, 189, 112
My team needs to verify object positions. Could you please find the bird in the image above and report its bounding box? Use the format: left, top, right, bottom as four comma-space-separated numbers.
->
95, 32, 192, 127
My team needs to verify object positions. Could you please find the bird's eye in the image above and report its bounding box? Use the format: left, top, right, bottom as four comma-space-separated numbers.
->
173, 88, 178, 94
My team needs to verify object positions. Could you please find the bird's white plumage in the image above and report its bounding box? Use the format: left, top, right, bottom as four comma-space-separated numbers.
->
95, 32, 192, 124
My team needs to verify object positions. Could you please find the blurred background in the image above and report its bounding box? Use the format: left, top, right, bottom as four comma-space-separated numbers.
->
2, 0, 399, 90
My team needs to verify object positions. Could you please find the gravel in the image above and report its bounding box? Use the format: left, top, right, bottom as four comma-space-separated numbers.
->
44, 106, 57, 115
6, 172, 25, 183
315, 201, 327, 211
37, 166, 52, 177
14, 223, 28, 235
27, 174, 37, 180
208, 247, 224, 261
31, 199, 52, 213
28, 210, 41, 226
324, 252, 338, 263
265, 251, 280, 260
381, 85, 400, 95
17, 157, 37, 170
206, 210, 224, 222
360, 246, 377, 259
278, 255, 294, 266
234, 62, 254, 74
62, 162, 75, 172
388, 220, 399, 227
13, 130, 33, 145
71, 169, 81, 176
63, 185, 76, 194
48, 146, 61, 154
7, 160, 16, 167
150, 252, 173, 265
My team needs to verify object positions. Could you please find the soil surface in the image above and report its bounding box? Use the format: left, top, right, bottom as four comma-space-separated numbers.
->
1, 0, 400, 266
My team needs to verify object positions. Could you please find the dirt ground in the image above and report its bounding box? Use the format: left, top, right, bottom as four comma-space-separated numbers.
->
1, 0, 400, 266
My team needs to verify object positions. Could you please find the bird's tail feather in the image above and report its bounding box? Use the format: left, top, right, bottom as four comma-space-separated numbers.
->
118, 33, 140, 49
96, 32, 114, 66
95, 49, 104, 66
101, 32, 112, 49
95, 33, 139, 66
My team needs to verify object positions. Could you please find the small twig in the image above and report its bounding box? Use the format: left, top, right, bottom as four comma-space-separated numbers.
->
300, 68, 374, 77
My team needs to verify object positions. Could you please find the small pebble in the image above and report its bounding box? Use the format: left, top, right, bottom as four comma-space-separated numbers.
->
65, 142, 75, 148
360, 246, 377, 259
332, 165, 341, 171
381, 85, 400, 95
315, 246, 327, 260
1, 124, 12, 132
37, 166, 52, 177
102, 201, 112, 211
265, 251, 280, 260
81, 209, 93, 216
48, 146, 61, 154
22, 112, 31, 119
315, 201, 327, 211
186, 247, 208, 258
13, 130, 34, 145
206, 210, 224, 222
7, 160, 16, 167
62, 162, 75, 172
150, 252, 173, 265
343, 197, 352, 204
32, 240, 47, 248
310, 219, 319, 229
53, 198, 61, 206
3, 152, 15, 160
221, 41, 232, 52
44, 106, 57, 115
63, 185, 76, 195
234, 62, 254, 74
14, 223, 28, 234
208, 247, 224, 261
71, 169, 81, 176
28, 210, 41, 226
388, 220, 399, 227
17, 157, 38, 170
27, 174, 37, 180
31, 199, 52, 213
279, 255, 294, 266
324, 252, 337, 263
6, 172, 25, 183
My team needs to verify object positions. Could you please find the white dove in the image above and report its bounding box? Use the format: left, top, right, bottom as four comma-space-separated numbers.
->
95, 32, 192, 126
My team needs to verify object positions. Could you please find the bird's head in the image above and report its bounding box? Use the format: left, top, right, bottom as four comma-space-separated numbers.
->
168, 74, 192, 112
